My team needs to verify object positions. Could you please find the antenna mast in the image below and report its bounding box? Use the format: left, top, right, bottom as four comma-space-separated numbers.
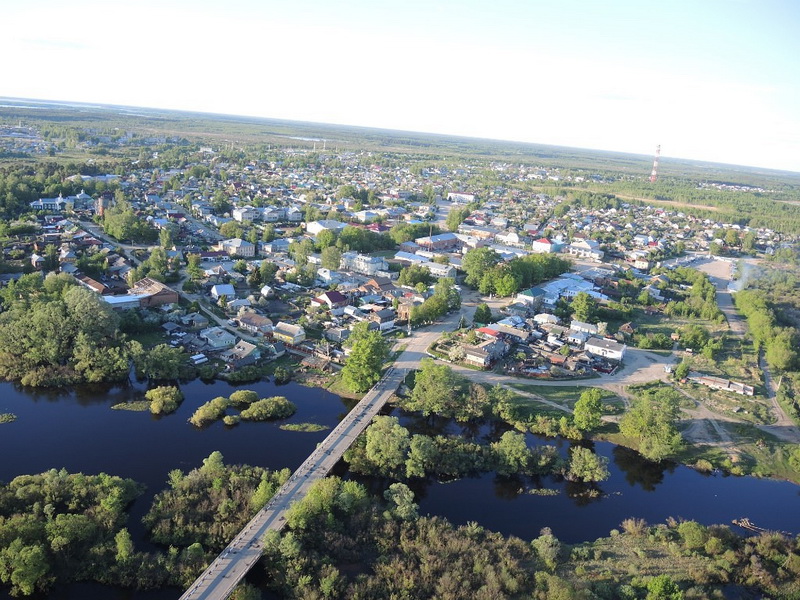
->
650, 145, 661, 183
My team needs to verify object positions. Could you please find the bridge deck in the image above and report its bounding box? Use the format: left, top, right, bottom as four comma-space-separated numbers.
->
180, 367, 406, 600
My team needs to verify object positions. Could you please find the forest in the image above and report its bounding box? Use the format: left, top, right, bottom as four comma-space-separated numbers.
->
258, 475, 800, 600
0, 272, 187, 387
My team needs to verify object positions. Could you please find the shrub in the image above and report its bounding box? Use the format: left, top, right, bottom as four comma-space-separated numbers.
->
229, 390, 259, 407
146, 386, 184, 415
189, 396, 229, 427
240, 396, 296, 421
620, 518, 648, 536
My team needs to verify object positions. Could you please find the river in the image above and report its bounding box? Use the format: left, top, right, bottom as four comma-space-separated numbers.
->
1, 379, 798, 598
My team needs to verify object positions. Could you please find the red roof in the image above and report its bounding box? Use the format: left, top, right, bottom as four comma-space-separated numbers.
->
535, 238, 551, 244
476, 327, 500, 337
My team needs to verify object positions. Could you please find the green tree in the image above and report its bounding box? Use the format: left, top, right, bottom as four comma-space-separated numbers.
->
433, 277, 461, 311
316, 228, 337, 250
321, 246, 342, 270
1, 541, 51, 596
462, 247, 501, 288
567, 446, 609, 482
446, 206, 471, 231
159, 227, 173, 249
187, 253, 203, 280
473, 302, 492, 324
406, 359, 475, 420
398, 264, 433, 288
492, 431, 530, 476
259, 260, 278, 283
114, 528, 134, 563
620, 388, 683, 461
383, 482, 418, 521
134, 344, 186, 380
219, 221, 244, 239
573, 388, 603, 432
646, 574, 683, 600
233, 259, 248, 275
674, 360, 690, 380
365, 416, 411, 474
570, 292, 597, 323
341, 325, 389, 392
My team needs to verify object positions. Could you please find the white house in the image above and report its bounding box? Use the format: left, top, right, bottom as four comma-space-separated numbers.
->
566, 239, 604, 261
306, 220, 347, 236
340, 251, 388, 276
530, 238, 555, 254
570, 320, 599, 335
585, 337, 626, 361
232, 206, 260, 222
210, 284, 236, 300
199, 326, 237, 350
422, 262, 457, 279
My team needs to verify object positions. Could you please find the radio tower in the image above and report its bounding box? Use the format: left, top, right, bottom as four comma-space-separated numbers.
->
649, 145, 661, 183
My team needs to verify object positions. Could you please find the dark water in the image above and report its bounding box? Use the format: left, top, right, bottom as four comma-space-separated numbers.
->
386, 412, 800, 545
1, 380, 799, 598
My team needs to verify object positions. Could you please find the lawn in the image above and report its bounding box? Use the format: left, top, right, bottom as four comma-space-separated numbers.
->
508, 384, 619, 409
128, 330, 168, 348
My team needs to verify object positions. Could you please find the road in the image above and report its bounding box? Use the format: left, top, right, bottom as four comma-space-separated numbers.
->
695, 257, 800, 443
179, 367, 407, 600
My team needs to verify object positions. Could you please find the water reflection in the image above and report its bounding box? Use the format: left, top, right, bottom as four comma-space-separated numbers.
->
612, 445, 676, 491
564, 480, 605, 506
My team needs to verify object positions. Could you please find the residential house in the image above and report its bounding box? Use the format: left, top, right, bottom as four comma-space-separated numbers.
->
30, 194, 67, 212
30, 253, 46, 269
237, 312, 273, 335
220, 340, 261, 368
219, 238, 255, 257
210, 283, 236, 300
272, 321, 306, 345
516, 287, 546, 309
422, 262, 456, 279
415, 232, 460, 251
127, 278, 179, 307
463, 338, 507, 368
181, 312, 210, 329
566, 330, 589, 346
324, 326, 350, 344
585, 337, 626, 361
370, 308, 396, 331
199, 326, 237, 350
570, 320, 599, 335
530, 238, 555, 254
311, 290, 349, 310
447, 192, 476, 203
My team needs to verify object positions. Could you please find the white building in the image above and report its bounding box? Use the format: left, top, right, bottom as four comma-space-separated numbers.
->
585, 337, 626, 361
232, 206, 260, 222
422, 262, 457, 279
340, 251, 388, 276
566, 239, 604, 261
531, 238, 555, 254
219, 238, 255, 257
306, 220, 347, 236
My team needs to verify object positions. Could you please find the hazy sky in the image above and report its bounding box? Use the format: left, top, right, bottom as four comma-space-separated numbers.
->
3, 0, 799, 171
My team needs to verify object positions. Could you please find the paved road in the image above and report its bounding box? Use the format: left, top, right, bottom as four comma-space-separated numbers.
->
179, 367, 406, 600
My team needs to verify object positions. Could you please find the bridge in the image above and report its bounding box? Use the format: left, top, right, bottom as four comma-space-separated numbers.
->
179, 366, 407, 600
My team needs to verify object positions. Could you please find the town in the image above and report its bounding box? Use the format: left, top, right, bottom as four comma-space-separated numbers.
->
2, 113, 800, 600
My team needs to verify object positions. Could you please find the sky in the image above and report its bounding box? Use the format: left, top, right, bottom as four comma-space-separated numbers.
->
2, 0, 799, 172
